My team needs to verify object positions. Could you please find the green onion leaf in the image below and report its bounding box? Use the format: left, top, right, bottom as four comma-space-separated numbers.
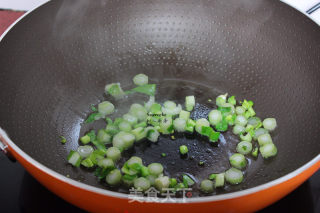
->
81, 158, 94, 168
121, 163, 138, 175
209, 173, 217, 180
209, 131, 220, 142
225, 114, 236, 126
85, 112, 102, 123
114, 118, 124, 126
127, 84, 156, 96
87, 130, 97, 141
88, 131, 106, 152
201, 126, 220, 142
201, 126, 212, 136
185, 119, 196, 133
241, 100, 254, 110
217, 106, 231, 115
180, 145, 188, 155
105, 83, 125, 99
182, 174, 195, 187
80, 135, 91, 144
251, 147, 259, 157
128, 163, 143, 172
134, 121, 147, 129
60, 136, 67, 144
216, 94, 228, 107
215, 119, 228, 132
150, 103, 162, 114
141, 166, 150, 177
169, 178, 178, 188
105, 117, 113, 125
90, 104, 97, 112
94, 167, 110, 181
167, 124, 174, 133
227, 96, 236, 105
88, 150, 105, 165
91, 140, 107, 153
123, 174, 138, 181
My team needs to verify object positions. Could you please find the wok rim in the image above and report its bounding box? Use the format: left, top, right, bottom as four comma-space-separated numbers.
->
0, 0, 319, 204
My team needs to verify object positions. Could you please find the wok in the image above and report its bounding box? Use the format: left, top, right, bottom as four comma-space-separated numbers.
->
0, 0, 320, 212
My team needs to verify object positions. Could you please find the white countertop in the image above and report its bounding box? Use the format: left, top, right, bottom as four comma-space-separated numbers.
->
0, 0, 320, 25
0, 0, 48, 11
281, 0, 320, 25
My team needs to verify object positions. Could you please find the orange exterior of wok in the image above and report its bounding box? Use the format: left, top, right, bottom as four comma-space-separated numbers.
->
9, 144, 320, 213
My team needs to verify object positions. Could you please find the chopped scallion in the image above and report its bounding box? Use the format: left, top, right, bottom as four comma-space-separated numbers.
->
229, 153, 247, 170
236, 106, 245, 116
200, 179, 214, 193
216, 93, 228, 107
179, 145, 188, 155
262, 118, 277, 131
209, 173, 216, 180
155, 176, 170, 192
195, 118, 210, 134
132, 127, 147, 141
77, 145, 94, 158
106, 147, 121, 162
60, 136, 67, 144
129, 104, 148, 122
105, 83, 125, 99
179, 110, 190, 121
80, 135, 91, 144
251, 147, 259, 157
173, 118, 187, 132
215, 173, 225, 188
98, 101, 115, 116
236, 141, 253, 155
257, 133, 273, 146
182, 174, 195, 187
67, 150, 82, 167
106, 169, 122, 186
208, 110, 222, 126
148, 163, 164, 176
97, 129, 112, 144
81, 158, 94, 168
128, 84, 156, 96
227, 96, 236, 105
185, 96, 195, 111
185, 119, 196, 133
145, 126, 160, 142
133, 73, 148, 86
225, 168, 243, 185
160, 117, 174, 134
260, 143, 277, 159
134, 177, 151, 191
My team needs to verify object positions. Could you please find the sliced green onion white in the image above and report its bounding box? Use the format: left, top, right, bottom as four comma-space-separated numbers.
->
263, 118, 277, 131
133, 73, 148, 86
173, 118, 187, 132
77, 145, 94, 158
208, 110, 222, 126
98, 101, 115, 116
69, 73, 279, 196
185, 95, 195, 111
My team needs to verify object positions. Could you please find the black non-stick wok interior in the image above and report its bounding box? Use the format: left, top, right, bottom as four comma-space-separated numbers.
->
0, 0, 319, 196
